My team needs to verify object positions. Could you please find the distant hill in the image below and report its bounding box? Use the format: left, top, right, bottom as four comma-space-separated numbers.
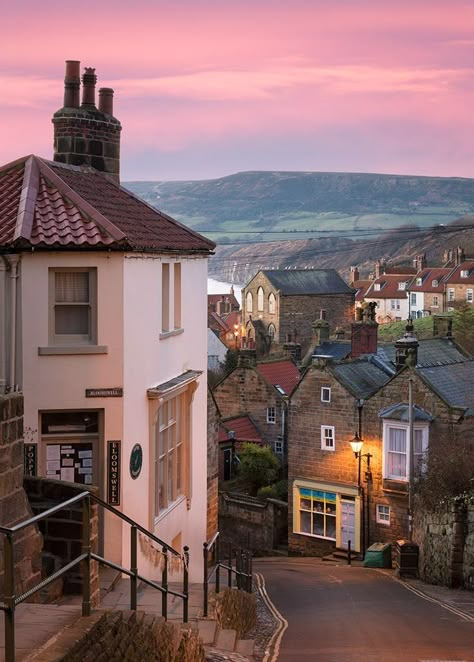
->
124, 171, 474, 284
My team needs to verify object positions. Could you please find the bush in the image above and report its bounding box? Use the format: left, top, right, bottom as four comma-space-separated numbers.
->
257, 479, 288, 502
238, 444, 280, 494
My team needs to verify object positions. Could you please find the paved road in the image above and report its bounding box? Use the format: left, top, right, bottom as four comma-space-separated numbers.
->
254, 559, 474, 662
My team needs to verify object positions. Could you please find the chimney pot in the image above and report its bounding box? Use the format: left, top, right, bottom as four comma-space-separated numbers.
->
81, 67, 97, 107
63, 60, 80, 108
98, 87, 114, 115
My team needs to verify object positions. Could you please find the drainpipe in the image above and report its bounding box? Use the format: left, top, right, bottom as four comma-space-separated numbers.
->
408, 376, 415, 542
0, 258, 7, 393
6, 255, 20, 391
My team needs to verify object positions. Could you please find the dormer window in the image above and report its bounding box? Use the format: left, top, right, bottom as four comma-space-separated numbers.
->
416, 278, 422, 286
398, 282, 406, 290
431, 279, 438, 287
374, 283, 381, 291
460, 270, 470, 278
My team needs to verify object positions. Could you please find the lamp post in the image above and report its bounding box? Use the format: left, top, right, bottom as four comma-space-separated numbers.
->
233, 323, 239, 349
349, 434, 373, 555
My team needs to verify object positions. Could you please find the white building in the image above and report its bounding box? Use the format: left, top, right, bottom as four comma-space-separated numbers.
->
0, 63, 214, 581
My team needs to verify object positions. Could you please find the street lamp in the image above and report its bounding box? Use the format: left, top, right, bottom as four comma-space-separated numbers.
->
233, 323, 239, 349
349, 433, 373, 554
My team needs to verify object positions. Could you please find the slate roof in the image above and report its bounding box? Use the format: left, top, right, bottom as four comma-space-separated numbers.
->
417, 360, 474, 416
257, 359, 301, 396
218, 416, 263, 444
0, 155, 215, 254
379, 403, 433, 422
376, 337, 468, 369
331, 359, 392, 399
313, 341, 351, 361
261, 269, 353, 295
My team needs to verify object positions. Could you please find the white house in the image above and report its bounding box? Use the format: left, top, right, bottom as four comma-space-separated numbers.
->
0, 62, 215, 581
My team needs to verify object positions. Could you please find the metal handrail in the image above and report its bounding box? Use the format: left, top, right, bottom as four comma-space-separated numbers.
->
202, 531, 252, 617
1, 490, 189, 662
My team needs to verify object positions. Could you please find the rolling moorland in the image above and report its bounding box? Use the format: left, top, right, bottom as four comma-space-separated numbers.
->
124, 170, 474, 283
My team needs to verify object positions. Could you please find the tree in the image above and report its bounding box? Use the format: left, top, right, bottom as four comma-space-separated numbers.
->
223, 349, 239, 375
453, 305, 474, 355
238, 443, 280, 494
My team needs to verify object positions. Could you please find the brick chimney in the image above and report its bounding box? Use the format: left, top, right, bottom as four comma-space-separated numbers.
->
351, 301, 378, 358
412, 253, 426, 272
52, 61, 122, 183
350, 266, 359, 284
375, 259, 385, 279
395, 318, 419, 371
456, 246, 465, 266
237, 349, 257, 368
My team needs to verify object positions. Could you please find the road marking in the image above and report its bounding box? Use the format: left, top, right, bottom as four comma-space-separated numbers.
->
255, 572, 288, 662
375, 570, 474, 623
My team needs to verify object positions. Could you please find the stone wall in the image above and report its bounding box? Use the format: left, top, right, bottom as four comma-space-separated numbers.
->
24, 476, 100, 606
207, 389, 220, 542
219, 492, 287, 554
0, 393, 42, 599
414, 501, 474, 590
33, 610, 205, 662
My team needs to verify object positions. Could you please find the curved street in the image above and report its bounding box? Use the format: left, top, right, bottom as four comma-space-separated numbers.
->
255, 558, 474, 662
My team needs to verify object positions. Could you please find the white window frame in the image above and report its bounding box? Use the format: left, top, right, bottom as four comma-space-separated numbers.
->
257, 287, 264, 312
376, 504, 391, 526
295, 486, 337, 541
448, 288, 455, 302
467, 289, 473, 303
432, 295, 439, 307
321, 387, 331, 403
266, 406, 276, 424
416, 278, 422, 286
410, 293, 417, 306
374, 283, 381, 291
274, 438, 283, 455
382, 420, 429, 481
398, 282, 407, 290
321, 425, 335, 451
246, 291, 253, 314
460, 270, 469, 278
432, 279, 438, 287
49, 268, 97, 346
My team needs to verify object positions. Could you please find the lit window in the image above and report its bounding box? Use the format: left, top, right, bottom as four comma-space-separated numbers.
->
267, 407, 276, 424
246, 291, 253, 313
268, 293, 276, 314
448, 288, 455, 302
321, 387, 331, 403
376, 504, 390, 525
321, 425, 335, 451
50, 269, 97, 345
154, 392, 188, 517
257, 287, 264, 312
296, 488, 336, 540
383, 422, 428, 480
467, 289, 473, 303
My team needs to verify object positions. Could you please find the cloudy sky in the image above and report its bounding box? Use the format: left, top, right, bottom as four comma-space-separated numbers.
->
3, 0, 474, 180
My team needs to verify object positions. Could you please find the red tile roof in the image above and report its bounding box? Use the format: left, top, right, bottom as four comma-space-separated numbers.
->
353, 279, 373, 302
383, 266, 417, 275
445, 261, 474, 285
407, 268, 451, 293
218, 416, 263, 444
0, 155, 215, 254
208, 293, 240, 309
365, 274, 410, 300
257, 359, 301, 396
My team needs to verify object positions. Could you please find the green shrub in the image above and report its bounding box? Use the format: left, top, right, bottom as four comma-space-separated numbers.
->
257, 479, 288, 502
238, 443, 279, 494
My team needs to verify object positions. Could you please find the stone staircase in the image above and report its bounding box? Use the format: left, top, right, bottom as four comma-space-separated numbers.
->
197, 618, 255, 658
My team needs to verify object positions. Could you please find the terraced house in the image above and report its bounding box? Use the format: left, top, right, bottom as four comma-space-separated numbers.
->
0, 61, 214, 580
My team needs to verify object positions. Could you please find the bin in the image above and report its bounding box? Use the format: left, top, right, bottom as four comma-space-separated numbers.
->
363, 542, 392, 568
395, 539, 419, 577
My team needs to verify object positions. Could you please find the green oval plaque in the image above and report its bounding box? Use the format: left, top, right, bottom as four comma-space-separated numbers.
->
130, 444, 143, 479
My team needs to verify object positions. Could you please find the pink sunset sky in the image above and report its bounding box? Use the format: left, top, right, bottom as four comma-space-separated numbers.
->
2, 0, 474, 181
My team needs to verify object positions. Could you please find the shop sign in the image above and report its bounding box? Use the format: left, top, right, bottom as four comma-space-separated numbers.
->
85, 388, 123, 398
129, 444, 143, 480
24, 444, 37, 476
107, 440, 121, 505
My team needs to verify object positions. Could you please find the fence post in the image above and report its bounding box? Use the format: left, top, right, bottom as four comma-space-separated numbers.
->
248, 553, 253, 593
162, 545, 168, 620
215, 535, 220, 595
81, 494, 91, 617
130, 526, 138, 610
236, 549, 241, 590
4, 532, 15, 662
203, 542, 209, 617
347, 540, 352, 566
183, 546, 189, 624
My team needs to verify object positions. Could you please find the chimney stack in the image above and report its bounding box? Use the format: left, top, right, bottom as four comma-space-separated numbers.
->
351, 302, 378, 359
395, 318, 419, 371
53, 61, 122, 183
237, 349, 257, 368
456, 246, 465, 266
63, 60, 80, 108
412, 253, 426, 272
350, 266, 359, 284
312, 319, 330, 347
375, 259, 385, 279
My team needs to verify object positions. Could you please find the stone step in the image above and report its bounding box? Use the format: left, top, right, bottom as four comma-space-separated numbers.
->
215, 627, 237, 651
197, 618, 218, 644
235, 638, 255, 656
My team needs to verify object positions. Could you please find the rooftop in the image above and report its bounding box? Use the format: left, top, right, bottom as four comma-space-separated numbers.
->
331, 359, 392, 399
257, 359, 301, 396
259, 269, 353, 296
365, 274, 410, 300
376, 337, 468, 368
418, 359, 474, 416
218, 416, 263, 444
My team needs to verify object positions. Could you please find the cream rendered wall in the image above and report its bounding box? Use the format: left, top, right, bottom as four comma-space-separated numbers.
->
122, 254, 208, 582
21, 251, 125, 563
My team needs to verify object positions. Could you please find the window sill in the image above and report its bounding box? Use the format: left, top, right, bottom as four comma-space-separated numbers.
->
38, 345, 109, 355
294, 531, 336, 542
154, 495, 187, 525
159, 328, 184, 340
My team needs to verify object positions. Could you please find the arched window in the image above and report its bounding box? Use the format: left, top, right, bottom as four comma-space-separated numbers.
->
257, 287, 264, 312
268, 292, 276, 314
268, 323, 276, 340
246, 291, 253, 313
